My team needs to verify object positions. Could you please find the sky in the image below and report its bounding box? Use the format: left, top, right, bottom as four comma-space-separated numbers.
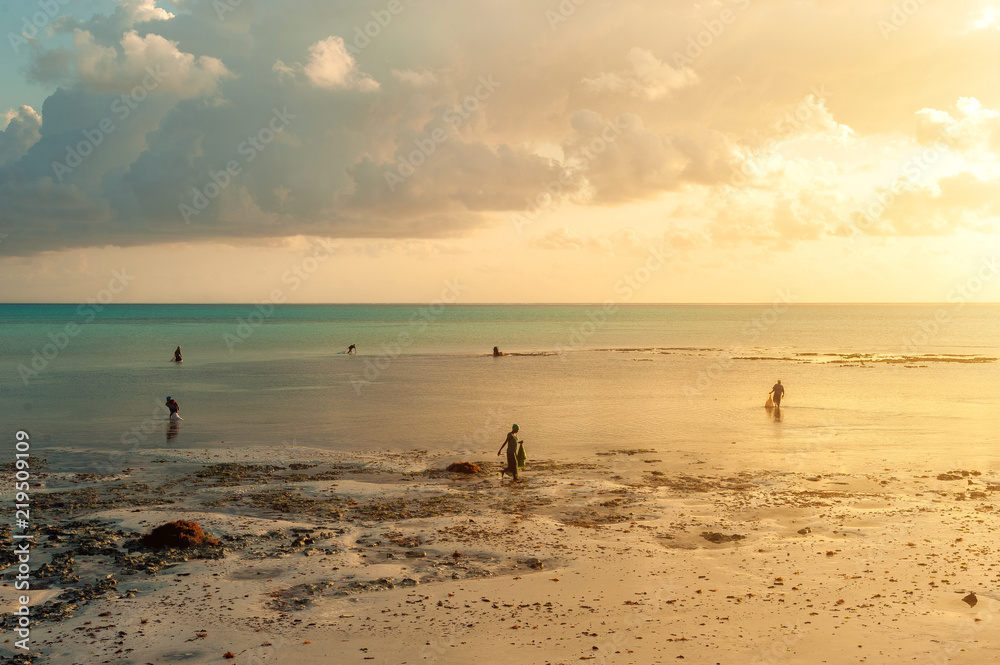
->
1, 0, 999, 303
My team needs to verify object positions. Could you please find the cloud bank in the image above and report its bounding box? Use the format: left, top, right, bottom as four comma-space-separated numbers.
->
1, 0, 999, 257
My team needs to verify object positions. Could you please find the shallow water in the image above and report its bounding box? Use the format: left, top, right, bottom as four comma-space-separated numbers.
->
2, 304, 999, 475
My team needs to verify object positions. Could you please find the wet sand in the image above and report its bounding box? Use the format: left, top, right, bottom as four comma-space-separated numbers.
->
3, 446, 1000, 664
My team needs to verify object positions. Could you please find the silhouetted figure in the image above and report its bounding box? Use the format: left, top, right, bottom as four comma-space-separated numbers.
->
493, 346, 503, 357
172, 346, 183, 362
497, 424, 521, 481
166, 396, 182, 420
347, 344, 357, 355
769, 380, 785, 407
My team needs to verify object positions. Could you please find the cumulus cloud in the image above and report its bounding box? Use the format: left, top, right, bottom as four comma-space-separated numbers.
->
0, 107, 42, 168
2, 0, 1000, 258
563, 110, 738, 203
304, 36, 378, 91
581, 48, 697, 100
72, 29, 230, 97
853, 172, 1000, 236
915, 97, 1000, 152
391, 69, 440, 88
274, 36, 379, 92
122, 0, 175, 23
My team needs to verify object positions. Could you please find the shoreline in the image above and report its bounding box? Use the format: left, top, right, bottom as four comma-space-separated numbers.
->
3, 449, 1000, 663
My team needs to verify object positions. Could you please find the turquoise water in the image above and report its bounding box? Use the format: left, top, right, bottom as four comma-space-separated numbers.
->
2, 304, 999, 474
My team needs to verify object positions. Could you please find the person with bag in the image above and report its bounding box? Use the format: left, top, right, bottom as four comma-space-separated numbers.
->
769, 380, 785, 407
497, 424, 522, 481
166, 395, 182, 420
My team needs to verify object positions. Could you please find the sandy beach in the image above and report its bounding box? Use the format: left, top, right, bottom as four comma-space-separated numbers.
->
3, 445, 999, 665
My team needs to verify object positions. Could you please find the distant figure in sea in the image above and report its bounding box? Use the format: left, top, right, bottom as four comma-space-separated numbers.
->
769, 380, 785, 407
497, 424, 521, 481
166, 395, 182, 420
347, 344, 357, 355
493, 346, 504, 357
172, 346, 183, 362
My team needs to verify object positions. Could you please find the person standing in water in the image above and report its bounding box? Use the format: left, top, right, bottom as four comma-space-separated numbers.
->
769, 380, 785, 407
165, 395, 182, 420
497, 424, 521, 481
172, 346, 183, 362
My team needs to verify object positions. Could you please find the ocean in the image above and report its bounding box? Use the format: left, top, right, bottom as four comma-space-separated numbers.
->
2, 304, 999, 476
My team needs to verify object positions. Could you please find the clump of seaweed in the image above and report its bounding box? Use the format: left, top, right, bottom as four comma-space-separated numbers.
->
139, 520, 220, 549
194, 463, 284, 485
446, 462, 482, 474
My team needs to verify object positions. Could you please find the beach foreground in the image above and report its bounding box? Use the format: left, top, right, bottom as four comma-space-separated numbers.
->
3, 447, 999, 665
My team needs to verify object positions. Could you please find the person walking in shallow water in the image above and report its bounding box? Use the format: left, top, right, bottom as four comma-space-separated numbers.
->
172, 346, 182, 362
497, 424, 521, 481
769, 380, 785, 407
165, 395, 182, 420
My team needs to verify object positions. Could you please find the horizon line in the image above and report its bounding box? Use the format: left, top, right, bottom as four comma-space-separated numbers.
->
2, 301, 999, 306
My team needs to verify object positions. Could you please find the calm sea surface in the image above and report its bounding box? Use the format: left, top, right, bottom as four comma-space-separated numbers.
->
2, 304, 998, 475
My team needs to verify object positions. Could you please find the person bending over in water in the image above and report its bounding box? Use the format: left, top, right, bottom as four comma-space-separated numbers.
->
165, 395, 182, 420
347, 344, 357, 354
172, 346, 182, 362
497, 424, 520, 481
769, 380, 785, 407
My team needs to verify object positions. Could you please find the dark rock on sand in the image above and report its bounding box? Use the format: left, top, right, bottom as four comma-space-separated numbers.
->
701, 532, 746, 544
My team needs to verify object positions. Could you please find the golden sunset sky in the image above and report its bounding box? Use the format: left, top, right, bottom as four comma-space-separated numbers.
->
1, 0, 999, 303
